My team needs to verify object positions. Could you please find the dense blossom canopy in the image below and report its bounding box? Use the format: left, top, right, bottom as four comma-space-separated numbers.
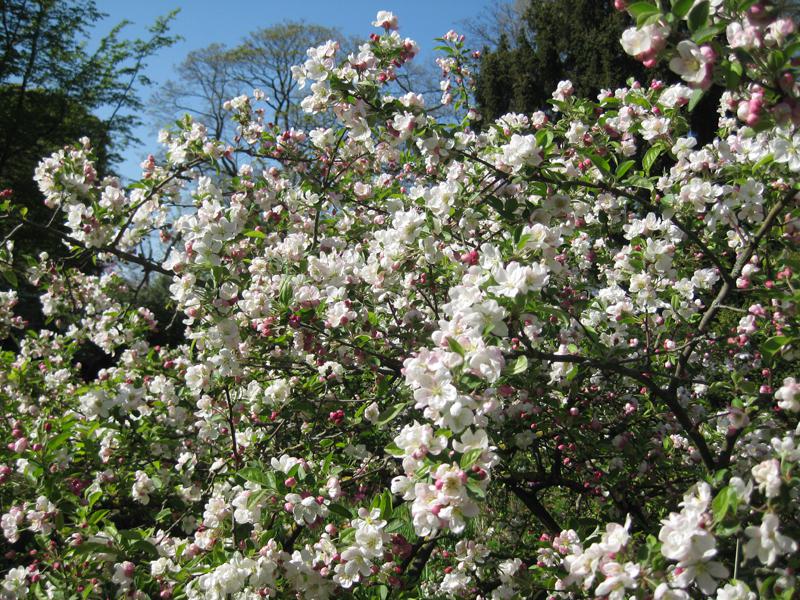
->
1, 1, 800, 599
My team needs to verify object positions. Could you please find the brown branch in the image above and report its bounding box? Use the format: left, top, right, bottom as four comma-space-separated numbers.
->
224, 387, 242, 468
401, 538, 437, 590
299, 322, 403, 373
110, 158, 204, 247
672, 189, 796, 394
283, 524, 303, 552
518, 340, 717, 472
717, 427, 745, 470
506, 481, 561, 534
17, 217, 172, 276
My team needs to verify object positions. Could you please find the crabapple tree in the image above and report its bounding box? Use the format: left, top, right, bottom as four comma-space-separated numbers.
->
1, 2, 800, 599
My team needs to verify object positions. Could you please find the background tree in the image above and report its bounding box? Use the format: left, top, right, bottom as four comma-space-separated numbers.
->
473, 0, 655, 121
150, 43, 241, 175
229, 23, 350, 132
152, 21, 448, 176
0, 0, 177, 339
151, 21, 354, 178
472, 0, 721, 143
0, 0, 178, 259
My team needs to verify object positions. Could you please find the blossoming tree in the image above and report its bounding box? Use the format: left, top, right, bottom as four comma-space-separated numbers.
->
1, 2, 799, 598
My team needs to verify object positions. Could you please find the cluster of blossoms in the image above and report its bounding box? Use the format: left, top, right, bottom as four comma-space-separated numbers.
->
1, 3, 799, 598
33, 138, 178, 251
619, 0, 799, 126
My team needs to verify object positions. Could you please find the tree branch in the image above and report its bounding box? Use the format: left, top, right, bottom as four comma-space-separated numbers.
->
17, 217, 172, 276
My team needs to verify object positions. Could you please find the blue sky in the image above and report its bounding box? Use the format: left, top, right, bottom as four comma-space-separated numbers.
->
92, 0, 490, 180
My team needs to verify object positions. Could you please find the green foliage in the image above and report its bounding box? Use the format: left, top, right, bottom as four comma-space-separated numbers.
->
475, 0, 654, 122
0, 0, 178, 272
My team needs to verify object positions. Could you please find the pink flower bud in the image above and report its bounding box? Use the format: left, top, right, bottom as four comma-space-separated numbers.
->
123, 562, 135, 578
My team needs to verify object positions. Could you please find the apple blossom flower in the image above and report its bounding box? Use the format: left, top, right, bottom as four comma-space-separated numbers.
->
716, 580, 756, 600
744, 513, 797, 565
752, 459, 782, 499
669, 41, 715, 90
620, 22, 669, 61
372, 11, 398, 30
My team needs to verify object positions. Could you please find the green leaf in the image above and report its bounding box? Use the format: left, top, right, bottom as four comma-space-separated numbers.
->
328, 503, 352, 519
712, 486, 739, 524
460, 448, 483, 470
752, 154, 774, 172
1, 269, 17, 287
587, 153, 610, 176
759, 576, 779, 598
376, 402, 406, 426
715, 522, 741, 537
566, 365, 580, 382
784, 41, 800, 60
87, 509, 109, 525
643, 145, 664, 175
155, 507, 171, 521
379, 490, 393, 519
130, 540, 159, 559
72, 541, 119, 556
466, 479, 486, 498
721, 59, 743, 88
615, 159, 636, 179
768, 49, 786, 73
46, 430, 73, 453
535, 128, 554, 149
278, 278, 292, 305
246, 489, 269, 509
243, 229, 265, 239
687, 88, 705, 112
86, 489, 103, 510
761, 335, 791, 358
446, 336, 466, 357
628, 2, 661, 19
238, 466, 272, 487
671, 0, 694, 18
509, 355, 528, 375
688, 1, 710, 32
628, 94, 653, 110
384, 442, 404, 457
739, 380, 757, 395
626, 175, 654, 190
512, 224, 525, 246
